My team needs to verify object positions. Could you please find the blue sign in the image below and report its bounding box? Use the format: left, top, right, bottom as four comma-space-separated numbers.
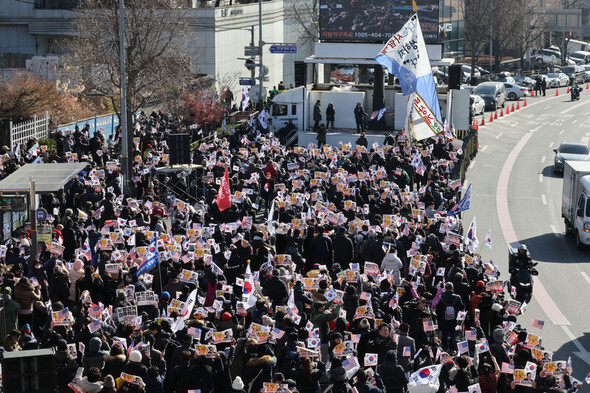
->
36, 208, 47, 221
239, 79, 255, 86
269, 44, 297, 54
56, 113, 120, 136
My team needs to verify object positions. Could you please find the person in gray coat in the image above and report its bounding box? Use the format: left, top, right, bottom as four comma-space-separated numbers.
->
396, 322, 415, 372
2, 287, 20, 332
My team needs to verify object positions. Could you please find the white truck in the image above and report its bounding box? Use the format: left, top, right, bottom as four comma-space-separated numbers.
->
562, 160, 590, 248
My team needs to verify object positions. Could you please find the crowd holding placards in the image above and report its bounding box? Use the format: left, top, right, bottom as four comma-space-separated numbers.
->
0, 110, 581, 393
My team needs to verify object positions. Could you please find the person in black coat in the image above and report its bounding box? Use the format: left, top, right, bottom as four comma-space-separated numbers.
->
332, 227, 354, 269
436, 282, 464, 352
378, 350, 408, 393
261, 270, 289, 306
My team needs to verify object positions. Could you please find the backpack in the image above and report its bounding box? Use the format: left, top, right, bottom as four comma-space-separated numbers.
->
441, 296, 457, 321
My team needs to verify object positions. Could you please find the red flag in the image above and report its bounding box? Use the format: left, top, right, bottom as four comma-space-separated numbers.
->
216, 168, 231, 211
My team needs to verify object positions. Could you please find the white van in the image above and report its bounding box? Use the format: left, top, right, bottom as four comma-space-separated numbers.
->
569, 51, 590, 65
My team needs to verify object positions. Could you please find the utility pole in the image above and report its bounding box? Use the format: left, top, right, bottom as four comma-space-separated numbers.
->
258, 0, 264, 109
119, 0, 130, 195
29, 178, 37, 263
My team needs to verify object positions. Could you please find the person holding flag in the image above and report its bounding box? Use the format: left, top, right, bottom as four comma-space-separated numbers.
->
136, 233, 160, 278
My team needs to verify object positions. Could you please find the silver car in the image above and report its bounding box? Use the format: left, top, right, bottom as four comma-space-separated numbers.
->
554, 142, 590, 173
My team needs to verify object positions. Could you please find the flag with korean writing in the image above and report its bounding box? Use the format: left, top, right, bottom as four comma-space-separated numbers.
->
532, 318, 544, 330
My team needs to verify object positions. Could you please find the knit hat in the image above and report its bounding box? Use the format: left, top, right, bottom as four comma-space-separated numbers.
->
221, 312, 232, 321
232, 376, 245, 390
359, 318, 370, 330
103, 375, 116, 388
129, 350, 142, 363
160, 291, 170, 301
74, 259, 84, 270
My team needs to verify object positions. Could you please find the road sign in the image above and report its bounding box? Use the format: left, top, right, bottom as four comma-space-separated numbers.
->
249, 85, 267, 102
269, 44, 297, 54
36, 208, 47, 221
239, 78, 255, 86
244, 46, 261, 57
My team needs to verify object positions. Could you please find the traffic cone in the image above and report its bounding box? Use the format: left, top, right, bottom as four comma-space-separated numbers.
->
480, 116, 485, 126
494, 110, 498, 120
512, 103, 515, 112
506, 105, 510, 115
524, 98, 527, 107
517, 101, 520, 110
531, 89, 534, 97
500, 108, 504, 117
567, 86, 570, 94
586, 82, 589, 89
490, 112, 494, 122
555, 88, 559, 96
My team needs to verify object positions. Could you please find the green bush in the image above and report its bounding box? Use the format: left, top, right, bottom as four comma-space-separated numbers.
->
38, 138, 57, 152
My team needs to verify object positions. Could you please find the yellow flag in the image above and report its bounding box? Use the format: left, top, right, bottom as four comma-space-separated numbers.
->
412, 0, 418, 11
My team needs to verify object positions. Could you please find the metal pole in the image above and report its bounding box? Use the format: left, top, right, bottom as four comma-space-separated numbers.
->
489, 20, 493, 72
29, 179, 37, 263
258, 0, 264, 108
119, 0, 130, 195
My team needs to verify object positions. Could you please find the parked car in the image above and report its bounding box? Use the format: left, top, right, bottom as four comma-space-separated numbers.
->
536, 49, 576, 66
504, 83, 529, 100
470, 94, 486, 115
513, 76, 535, 91
561, 65, 587, 84
473, 82, 506, 110
554, 141, 590, 174
455, 64, 481, 83
546, 72, 569, 88
497, 75, 516, 84
569, 51, 590, 65
581, 65, 590, 82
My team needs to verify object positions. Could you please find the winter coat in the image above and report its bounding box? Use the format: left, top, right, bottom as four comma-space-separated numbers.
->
68, 267, 85, 301
380, 252, 403, 286
1, 291, 20, 331
82, 337, 110, 374
14, 281, 41, 314
242, 355, 275, 393
378, 351, 408, 393
261, 277, 289, 305
332, 233, 354, 267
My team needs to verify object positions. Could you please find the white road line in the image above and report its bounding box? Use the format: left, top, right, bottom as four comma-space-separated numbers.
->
495, 133, 503, 139
581, 272, 590, 285
559, 130, 565, 135
541, 155, 546, 163
541, 194, 547, 205
545, 106, 551, 109
550, 224, 561, 237
481, 145, 488, 152
549, 142, 554, 148
539, 174, 543, 183
561, 326, 589, 353
469, 160, 476, 169
573, 120, 578, 124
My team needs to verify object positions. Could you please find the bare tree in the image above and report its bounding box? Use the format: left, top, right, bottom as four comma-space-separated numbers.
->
460, 0, 493, 76
65, 0, 192, 162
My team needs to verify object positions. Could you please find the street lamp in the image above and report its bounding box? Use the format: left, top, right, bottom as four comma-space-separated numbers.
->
119, 0, 130, 195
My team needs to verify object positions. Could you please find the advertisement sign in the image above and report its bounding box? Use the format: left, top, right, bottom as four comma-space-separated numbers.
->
319, 0, 439, 43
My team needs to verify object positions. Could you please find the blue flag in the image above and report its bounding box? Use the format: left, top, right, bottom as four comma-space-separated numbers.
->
375, 14, 441, 122
448, 184, 471, 216
136, 234, 160, 277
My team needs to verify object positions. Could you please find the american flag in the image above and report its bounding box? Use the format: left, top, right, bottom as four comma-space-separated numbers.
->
501, 362, 515, 374
403, 346, 412, 357
343, 356, 359, 373
423, 320, 435, 332
457, 340, 469, 354
532, 318, 545, 330
465, 329, 477, 341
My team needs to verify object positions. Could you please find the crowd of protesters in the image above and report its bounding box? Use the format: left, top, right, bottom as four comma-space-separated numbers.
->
0, 108, 581, 393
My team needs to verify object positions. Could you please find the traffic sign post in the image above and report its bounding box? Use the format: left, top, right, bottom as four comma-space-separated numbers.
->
239, 78, 255, 86
269, 43, 297, 54
36, 208, 47, 222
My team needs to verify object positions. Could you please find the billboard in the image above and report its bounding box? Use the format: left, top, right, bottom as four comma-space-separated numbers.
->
319, 0, 440, 43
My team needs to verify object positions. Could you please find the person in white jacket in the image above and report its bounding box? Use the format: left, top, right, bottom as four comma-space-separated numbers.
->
73, 366, 103, 393
381, 248, 403, 286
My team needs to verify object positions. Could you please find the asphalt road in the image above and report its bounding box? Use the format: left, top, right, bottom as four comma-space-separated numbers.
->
462, 86, 590, 386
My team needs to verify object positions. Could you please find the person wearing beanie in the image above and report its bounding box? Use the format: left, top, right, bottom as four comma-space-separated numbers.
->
55, 339, 78, 387
230, 376, 246, 393
216, 311, 235, 332
68, 259, 85, 303
123, 350, 148, 381
98, 375, 116, 393
436, 281, 463, 352
82, 337, 110, 375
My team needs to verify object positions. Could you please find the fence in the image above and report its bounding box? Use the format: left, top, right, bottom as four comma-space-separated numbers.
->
55, 113, 120, 136
9, 111, 50, 150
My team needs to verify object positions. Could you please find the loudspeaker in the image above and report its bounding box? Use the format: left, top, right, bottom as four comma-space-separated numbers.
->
168, 133, 191, 165
448, 64, 463, 90
2, 349, 56, 392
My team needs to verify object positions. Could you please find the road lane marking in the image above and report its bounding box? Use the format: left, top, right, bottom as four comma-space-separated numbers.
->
573, 120, 578, 124
541, 155, 546, 163
541, 194, 547, 205
559, 130, 565, 135
469, 161, 476, 170
481, 145, 488, 152
560, 99, 588, 114
497, 131, 571, 326
495, 133, 503, 139
539, 174, 543, 183
545, 106, 551, 109
549, 142, 554, 148
581, 272, 590, 285
550, 224, 561, 237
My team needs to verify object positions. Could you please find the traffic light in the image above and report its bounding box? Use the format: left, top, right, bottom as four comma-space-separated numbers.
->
245, 59, 255, 70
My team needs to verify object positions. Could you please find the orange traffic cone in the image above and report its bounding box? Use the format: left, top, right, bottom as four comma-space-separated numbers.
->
567, 86, 570, 94
490, 113, 494, 122
517, 101, 520, 110
500, 108, 504, 117
494, 110, 498, 120
531, 89, 534, 97
587, 82, 589, 89
506, 105, 510, 115
555, 88, 559, 96
480, 116, 485, 126
512, 103, 515, 112
524, 98, 527, 107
